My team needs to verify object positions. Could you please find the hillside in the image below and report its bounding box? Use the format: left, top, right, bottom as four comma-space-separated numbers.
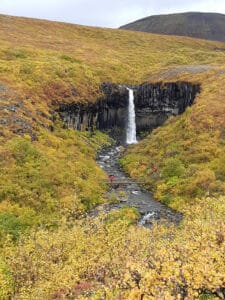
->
120, 12, 225, 43
0, 14, 225, 299
1, 14, 225, 138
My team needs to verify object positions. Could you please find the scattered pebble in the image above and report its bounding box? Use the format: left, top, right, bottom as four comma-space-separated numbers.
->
94, 146, 182, 228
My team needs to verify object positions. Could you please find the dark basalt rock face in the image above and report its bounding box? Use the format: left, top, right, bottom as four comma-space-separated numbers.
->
133, 82, 200, 133
58, 83, 129, 141
57, 82, 200, 141
58, 83, 128, 130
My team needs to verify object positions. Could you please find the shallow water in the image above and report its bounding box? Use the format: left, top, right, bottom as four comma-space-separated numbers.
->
90, 146, 182, 228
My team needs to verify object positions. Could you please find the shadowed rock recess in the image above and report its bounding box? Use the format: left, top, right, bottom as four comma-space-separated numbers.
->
58, 82, 200, 141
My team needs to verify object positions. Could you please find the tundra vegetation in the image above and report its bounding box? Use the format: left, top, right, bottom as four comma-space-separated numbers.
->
0, 15, 224, 299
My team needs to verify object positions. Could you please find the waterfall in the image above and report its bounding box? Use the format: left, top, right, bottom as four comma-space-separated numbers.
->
126, 88, 137, 144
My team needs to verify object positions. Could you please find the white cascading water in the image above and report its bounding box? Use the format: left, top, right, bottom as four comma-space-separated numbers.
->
126, 88, 137, 144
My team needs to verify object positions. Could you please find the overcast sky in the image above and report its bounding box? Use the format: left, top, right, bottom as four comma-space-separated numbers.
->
0, 0, 225, 28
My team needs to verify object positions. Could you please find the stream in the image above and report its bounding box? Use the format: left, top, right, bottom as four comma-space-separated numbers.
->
90, 145, 182, 228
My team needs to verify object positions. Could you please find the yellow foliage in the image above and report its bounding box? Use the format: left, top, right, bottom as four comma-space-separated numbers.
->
0, 197, 223, 299
0, 13, 224, 300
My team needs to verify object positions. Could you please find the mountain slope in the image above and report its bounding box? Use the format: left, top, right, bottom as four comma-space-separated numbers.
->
120, 12, 225, 42
1, 14, 225, 138
0, 15, 225, 299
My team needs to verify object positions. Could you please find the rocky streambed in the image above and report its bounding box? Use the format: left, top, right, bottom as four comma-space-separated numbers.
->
89, 146, 182, 228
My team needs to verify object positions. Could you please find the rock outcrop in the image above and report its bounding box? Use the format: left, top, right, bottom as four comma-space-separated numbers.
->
57, 82, 200, 141
58, 83, 128, 131
133, 82, 200, 133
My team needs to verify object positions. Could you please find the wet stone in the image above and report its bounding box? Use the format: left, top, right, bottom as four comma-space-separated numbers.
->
89, 145, 182, 228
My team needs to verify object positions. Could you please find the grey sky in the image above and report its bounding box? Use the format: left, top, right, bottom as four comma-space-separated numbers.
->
0, 0, 225, 28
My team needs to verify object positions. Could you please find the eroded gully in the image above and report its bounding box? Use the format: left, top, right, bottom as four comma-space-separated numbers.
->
89, 145, 182, 228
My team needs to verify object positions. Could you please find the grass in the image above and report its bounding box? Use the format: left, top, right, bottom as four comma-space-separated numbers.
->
0, 14, 225, 299
0, 14, 225, 139
120, 72, 225, 211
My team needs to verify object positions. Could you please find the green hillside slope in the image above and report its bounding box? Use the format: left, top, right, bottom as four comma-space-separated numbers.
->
0, 15, 224, 299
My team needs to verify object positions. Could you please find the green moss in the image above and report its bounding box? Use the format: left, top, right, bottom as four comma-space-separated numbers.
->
161, 157, 186, 180
0, 213, 27, 242
0, 258, 14, 298
0, 128, 110, 230
60, 54, 82, 64
106, 207, 140, 225
3, 48, 29, 60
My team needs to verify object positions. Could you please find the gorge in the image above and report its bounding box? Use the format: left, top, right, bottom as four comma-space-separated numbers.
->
57, 81, 200, 143
60, 81, 200, 226
93, 145, 183, 227
1, 13, 225, 299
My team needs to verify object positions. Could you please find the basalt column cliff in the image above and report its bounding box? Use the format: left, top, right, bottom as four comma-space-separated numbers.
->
133, 82, 200, 134
57, 82, 200, 140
